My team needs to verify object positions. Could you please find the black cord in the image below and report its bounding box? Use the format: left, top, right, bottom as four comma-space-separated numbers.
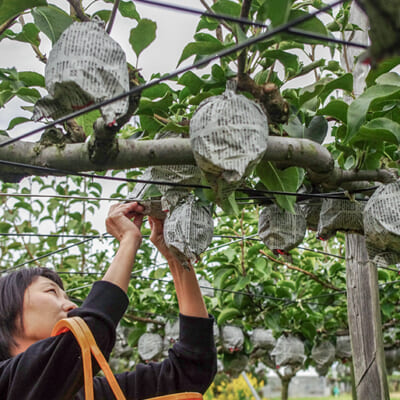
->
134, 0, 367, 49
0, 159, 376, 200
0, 0, 349, 148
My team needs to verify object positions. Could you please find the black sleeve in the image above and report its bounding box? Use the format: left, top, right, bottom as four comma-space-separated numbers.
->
87, 313, 217, 400
0, 281, 128, 400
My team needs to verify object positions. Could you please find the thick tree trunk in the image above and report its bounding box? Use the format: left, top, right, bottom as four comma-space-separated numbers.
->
280, 377, 290, 400
0, 136, 397, 186
345, 233, 389, 400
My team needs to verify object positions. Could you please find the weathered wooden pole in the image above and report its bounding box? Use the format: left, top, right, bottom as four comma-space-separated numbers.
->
345, 233, 389, 399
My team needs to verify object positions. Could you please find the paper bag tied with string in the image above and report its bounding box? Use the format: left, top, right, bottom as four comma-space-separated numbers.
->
221, 325, 245, 353
271, 335, 306, 367
335, 335, 352, 360
33, 18, 129, 125
163, 196, 213, 270
364, 181, 400, 267
317, 198, 365, 240
148, 131, 202, 211
250, 328, 276, 358
299, 198, 323, 231
311, 341, 335, 376
127, 169, 167, 220
258, 204, 306, 255
190, 82, 269, 204
138, 333, 163, 362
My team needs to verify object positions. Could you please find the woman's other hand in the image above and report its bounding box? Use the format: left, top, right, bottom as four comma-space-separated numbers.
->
148, 216, 175, 261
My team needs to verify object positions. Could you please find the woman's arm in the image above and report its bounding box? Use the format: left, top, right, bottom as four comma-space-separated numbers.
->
102, 202, 144, 293
148, 217, 208, 318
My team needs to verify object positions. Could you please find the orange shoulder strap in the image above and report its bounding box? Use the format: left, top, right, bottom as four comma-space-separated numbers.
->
51, 317, 203, 400
52, 316, 126, 400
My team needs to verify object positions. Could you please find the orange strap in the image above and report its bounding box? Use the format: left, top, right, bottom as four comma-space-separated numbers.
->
51, 317, 203, 400
52, 317, 126, 400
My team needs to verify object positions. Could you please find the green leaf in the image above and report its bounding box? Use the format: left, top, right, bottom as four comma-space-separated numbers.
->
214, 267, 235, 289
256, 162, 300, 212
32, 5, 74, 44
75, 109, 101, 137
178, 71, 204, 95
262, 49, 299, 76
257, 0, 292, 27
16, 87, 41, 103
382, 303, 395, 318
2, 23, 40, 46
375, 72, 400, 87
299, 74, 353, 106
234, 275, 251, 291
119, 0, 140, 21
93, 10, 111, 23
217, 307, 241, 325
18, 71, 45, 87
211, 0, 241, 17
178, 34, 224, 65
284, 115, 328, 144
139, 115, 163, 135
366, 57, 400, 87
129, 19, 157, 58
345, 85, 400, 143
351, 118, 400, 145
7, 117, 30, 130
137, 91, 173, 115
141, 83, 170, 99
317, 99, 348, 123
0, 0, 47, 26
287, 9, 328, 37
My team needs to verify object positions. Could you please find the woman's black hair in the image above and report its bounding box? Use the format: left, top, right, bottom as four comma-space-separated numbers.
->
0, 267, 64, 361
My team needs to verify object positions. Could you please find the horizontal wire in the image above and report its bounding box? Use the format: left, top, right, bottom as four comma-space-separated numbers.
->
0, 236, 96, 274
0, 160, 209, 189
0, 159, 376, 201
0, 0, 348, 148
134, 0, 367, 49
0, 192, 132, 202
58, 269, 334, 306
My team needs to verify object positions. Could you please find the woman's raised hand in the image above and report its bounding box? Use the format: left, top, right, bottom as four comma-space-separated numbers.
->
106, 202, 144, 249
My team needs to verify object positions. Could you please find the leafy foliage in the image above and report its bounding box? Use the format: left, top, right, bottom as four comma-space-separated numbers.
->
1, 1, 400, 395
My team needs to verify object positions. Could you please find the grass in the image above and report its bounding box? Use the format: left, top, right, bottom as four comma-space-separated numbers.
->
269, 396, 351, 400
269, 395, 400, 400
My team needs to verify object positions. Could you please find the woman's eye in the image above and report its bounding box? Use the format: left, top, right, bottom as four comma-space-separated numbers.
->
47, 288, 57, 294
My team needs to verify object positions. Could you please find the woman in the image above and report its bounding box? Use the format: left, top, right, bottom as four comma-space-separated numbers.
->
0, 202, 217, 399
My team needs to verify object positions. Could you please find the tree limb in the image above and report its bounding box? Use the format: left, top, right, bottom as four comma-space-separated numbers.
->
106, 0, 120, 34
200, 0, 233, 33
0, 15, 19, 36
0, 135, 396, 191
259, 249, 341, 292
67, 0, 90, 21
237, 0, 252, 76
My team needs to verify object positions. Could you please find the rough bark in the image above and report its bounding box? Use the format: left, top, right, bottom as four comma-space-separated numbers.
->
345, 233, 390, 400
0, 136, 397, 189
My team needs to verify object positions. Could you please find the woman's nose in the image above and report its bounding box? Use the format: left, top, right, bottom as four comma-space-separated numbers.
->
63, 299, 78, 312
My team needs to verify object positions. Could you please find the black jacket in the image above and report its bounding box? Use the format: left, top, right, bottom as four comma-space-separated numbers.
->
0, 281, 217, 399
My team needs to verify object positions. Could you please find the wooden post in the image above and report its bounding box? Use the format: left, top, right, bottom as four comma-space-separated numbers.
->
345, 233, 389, 400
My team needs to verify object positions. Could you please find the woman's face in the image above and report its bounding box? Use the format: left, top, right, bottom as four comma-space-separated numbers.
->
17, 276, 77, 347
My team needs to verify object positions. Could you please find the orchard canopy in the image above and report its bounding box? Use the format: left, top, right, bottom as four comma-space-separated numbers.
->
1, 0, 400, 387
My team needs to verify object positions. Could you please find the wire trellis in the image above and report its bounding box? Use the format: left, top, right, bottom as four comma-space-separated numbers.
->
0, 0, 348, 148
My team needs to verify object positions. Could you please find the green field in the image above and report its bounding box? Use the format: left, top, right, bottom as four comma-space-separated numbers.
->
269, 395, 400, 400
269, 396, 351, 400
